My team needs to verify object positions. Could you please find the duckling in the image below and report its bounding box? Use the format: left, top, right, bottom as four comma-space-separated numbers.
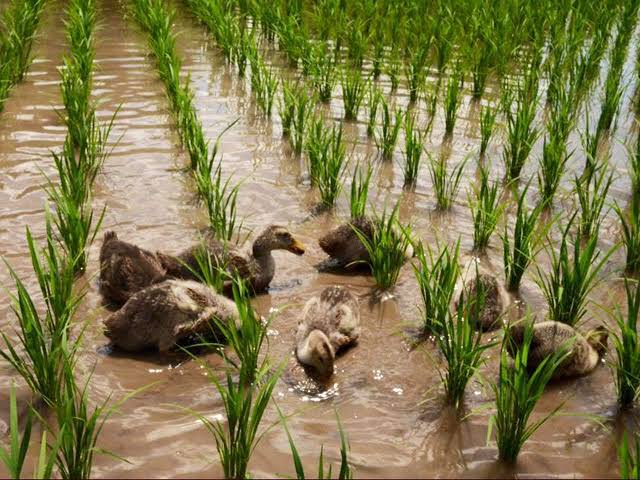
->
508, 320, 608, 378
99, 231, 167, 306
295, 286, 360, 378
158, 225, 305, 294
318, 216, 412, 270
453, 260, 511, 331
103, 279, 240, 353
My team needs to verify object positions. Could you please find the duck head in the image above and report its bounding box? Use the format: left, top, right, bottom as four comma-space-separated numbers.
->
253, 225, 306, 256
586, 325, 608, 358
296, 329, 335, 378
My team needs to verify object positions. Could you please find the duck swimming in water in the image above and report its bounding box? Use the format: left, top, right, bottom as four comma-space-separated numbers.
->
295, 286, 360, 378
103, 279, 240, 353
158, 225, 305, 294
99, 231, 167, 306
508, 320, 608, 378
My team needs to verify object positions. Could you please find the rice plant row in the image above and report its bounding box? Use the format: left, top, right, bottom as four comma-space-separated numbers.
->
0, 0, 45, 113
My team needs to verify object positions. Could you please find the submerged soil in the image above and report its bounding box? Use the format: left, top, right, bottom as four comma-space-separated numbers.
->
0, 0, 637, 477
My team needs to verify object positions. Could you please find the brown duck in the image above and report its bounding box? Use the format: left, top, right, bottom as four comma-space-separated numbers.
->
508, 320, 608, 378
103, 279, 240, 353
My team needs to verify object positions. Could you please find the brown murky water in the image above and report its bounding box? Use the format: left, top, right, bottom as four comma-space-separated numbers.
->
0, 0, 638, 477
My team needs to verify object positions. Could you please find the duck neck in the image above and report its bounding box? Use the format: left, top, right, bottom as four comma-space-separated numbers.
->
251, 241, 275, 289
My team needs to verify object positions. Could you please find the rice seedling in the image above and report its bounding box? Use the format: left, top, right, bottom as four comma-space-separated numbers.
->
443, 70, 463, 137
612, 278, 640, 409
291, 87, 314, 156
353, 203, 412, 290
341, 68, 366, 121
305, 115, 330, 187
536, 214, 613, 327
479, 104, 497, 157
279, 407, 353, 480
489, 315, 567, 463
630, 135, 640, 204
428, 152, 467, 210
538, 137, 571, 209
596, 63, 625, 135
502, 183, 545, 291
405, 44, 428, 104
402, 112, 423, 187
367, 85, 382, 138
619, 432, 640, 479
0, 0, 45, 113
574, 163, 612, 239
346, 17, 367, 68
375, 99, 402, 160
307, 44, 336, 102
412, 240, 460, 336
386, 47, 401, 91
617, 192, 640, 276
502, 84, 540, 182
349, 161, 373, 219
316, 123, 347, 209
0, 223, 82, 405
436, 287, 496, 411
468, 164, 503, 251
280, 80, 297, 137
184, 241, 227, 293
249, 55, 278, 116
0, 385, 32, 480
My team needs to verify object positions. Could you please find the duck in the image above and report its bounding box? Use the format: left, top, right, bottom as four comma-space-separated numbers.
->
453, 259, 511, 331
103, 279, 240, 353
318, 216, 412, 269
99, 231, 167, 306
295, 286, 360, 378
158, 225, 305, 294
508, 320, 608, 378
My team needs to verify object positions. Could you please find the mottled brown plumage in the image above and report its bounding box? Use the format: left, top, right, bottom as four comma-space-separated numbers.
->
103, 279, 240, 353
318, 217, 375, 268
99, 231, 167, 306
159, 225, 304, 295
455, 270, 510, 331
508, 320, 608, 378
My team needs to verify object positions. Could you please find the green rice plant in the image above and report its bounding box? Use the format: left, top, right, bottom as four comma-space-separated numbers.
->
405, 44, 428, 103
249, 56, 278, 116
375, 99, 402, 160
386, 47, 401, 91
291, 87, 314, 156
279, 408, 352, 480
428, 152, 467, 210
317, 123, 347, 209
468, 164, 503, 251
307, 44, 336, 102
537, 136, 571, 209
402, 112, 423, 187
346, 17, 367, 67
0, 0, 45, 112
366, 85, 382, 138
436, 288, 496, 411
502, 183, 544, 291
353, 203, 412, 290
536, 214, 613, 327
280, 80, 297, 137
341, 68, 366, 120
630, 135, 640, 204
0, 385, 59, 480
612, 279, 640, 409
574, 163, 612, 239
502, 85, 539, 182
412, 240, 460, 336
619, 432, 640, 479
489, 315, 567, 463
479, 104, 497, 157
193, 281, 280, 479
184, 242, 226, 292
596, 63, 625, 134
0, 223, 81, 405
349, 161, 373, 219
422, 84, 438, 137
443, 70, 463, 137
617, 193, 640, 275
305, 116, 330, 187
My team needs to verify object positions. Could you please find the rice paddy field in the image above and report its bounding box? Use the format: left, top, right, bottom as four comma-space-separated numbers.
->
3, 0, 640, 477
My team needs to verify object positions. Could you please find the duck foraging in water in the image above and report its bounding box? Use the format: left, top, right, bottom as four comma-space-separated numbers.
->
508, 320, 608, 378
295, 286, 360, 378
99, 231, 167, 306
103, 279, 240, 353
158, 225, 305, 294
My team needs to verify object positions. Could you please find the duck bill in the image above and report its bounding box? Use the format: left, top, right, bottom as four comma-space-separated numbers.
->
288, 239, 306, 255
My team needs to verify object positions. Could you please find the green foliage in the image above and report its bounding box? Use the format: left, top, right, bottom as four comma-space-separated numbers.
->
375, 98, 402, 160
403, 112, 423, 187
612, 279, 640, 409
341, 68, 366, 120
428, 152, 467, 210
619, 432, 640, 479
469, 164, 502, 251
350, 161, 373, 219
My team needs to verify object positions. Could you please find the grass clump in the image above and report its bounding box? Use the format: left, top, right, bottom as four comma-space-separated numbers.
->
502, 183, 544, 291
349, 161, 373, 220
489, 316, 567, 463
468, 165, 503, 251
353, 204, 412, 290
443, 70, 463, 137
367, 85, 382, 138
536, 214, 612, 327
375, 98, 402, 160
341, 68, 366, 120
412, 241, 461, 337
502, 83, 539, 182
428, 152, 467, 210
403, 112, 423, 187
317, 123, 347, 209
612, 279, 640, 409
574, 163, 612, 239
479, 104, 497, 157
619, 432, 640, 479
616, 193, 640, 275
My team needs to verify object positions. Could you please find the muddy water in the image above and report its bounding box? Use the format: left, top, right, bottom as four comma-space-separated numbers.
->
0, 0, 638, 477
